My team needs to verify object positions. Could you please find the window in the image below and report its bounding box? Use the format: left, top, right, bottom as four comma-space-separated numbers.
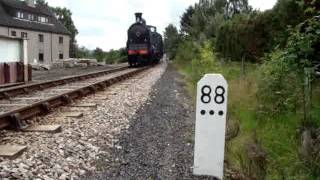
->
38, 16, 48, 23
39, 53, 44, 62
59, 53, 64, 59
28, 14, 34, 21
21, 32, 28, 38
59, 37, 63, 44
11, 31, 16, 36
16, 11, 24, 18
39, 34, 44, 42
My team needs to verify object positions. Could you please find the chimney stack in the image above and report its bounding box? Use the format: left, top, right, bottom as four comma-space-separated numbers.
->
25, 0, 35, 7
135, 12, 143, 22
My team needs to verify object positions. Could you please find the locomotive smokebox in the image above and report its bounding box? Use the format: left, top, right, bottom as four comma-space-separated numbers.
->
135, 12, 143, 22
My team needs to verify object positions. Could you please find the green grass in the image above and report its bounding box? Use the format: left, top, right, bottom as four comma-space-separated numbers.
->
175, 61, 320, 179
312, 81, 320, 127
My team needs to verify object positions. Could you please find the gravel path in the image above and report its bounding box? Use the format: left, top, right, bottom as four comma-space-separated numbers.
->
0, 62, 165, 179
0, 61, 219, 179
86, 63, 214, 179
32, 64, 127, 81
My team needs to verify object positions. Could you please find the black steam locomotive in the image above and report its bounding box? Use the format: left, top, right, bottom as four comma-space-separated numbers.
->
127, 13, 164, 67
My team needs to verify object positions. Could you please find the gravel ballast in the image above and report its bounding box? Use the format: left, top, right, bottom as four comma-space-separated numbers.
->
87, 63, 214, 179
0, 61, 217, 179
0, 62, 166, 179
32, 64, 127, 81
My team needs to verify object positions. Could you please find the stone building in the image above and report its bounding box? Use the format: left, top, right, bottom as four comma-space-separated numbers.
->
0, 0, 71, 64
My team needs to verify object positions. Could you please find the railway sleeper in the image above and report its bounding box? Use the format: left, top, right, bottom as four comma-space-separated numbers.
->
40, 102, 51, 113
10, 113, 28, 130
0, 67, 146, 131
38, 85, 45, 90
89, 86, 98, 92
61, 95, 72, 105
78, 89, 86, 96
1, 92, 11, 99
23, 88, 30, 94
98, 83, 107, 89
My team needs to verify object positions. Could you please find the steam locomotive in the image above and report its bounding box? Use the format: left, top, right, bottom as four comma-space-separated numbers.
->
127, 13, 164, 67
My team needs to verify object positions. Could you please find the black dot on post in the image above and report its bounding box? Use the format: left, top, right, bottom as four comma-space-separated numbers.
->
201, 110, 206, 115
219, 111, 224, 116
209, 110, 214, 115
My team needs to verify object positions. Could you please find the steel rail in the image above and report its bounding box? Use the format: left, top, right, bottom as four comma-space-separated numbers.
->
0, 66, 128, 100
0, 67, 147, 130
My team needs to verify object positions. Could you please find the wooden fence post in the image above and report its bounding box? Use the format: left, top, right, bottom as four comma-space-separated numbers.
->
303, 68, 313, 125
28, 64, 32, 81
4, 63, 10, 84
17, 62, 24, 82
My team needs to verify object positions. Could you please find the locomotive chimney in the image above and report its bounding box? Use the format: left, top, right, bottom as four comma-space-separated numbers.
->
135, 12, 143, 22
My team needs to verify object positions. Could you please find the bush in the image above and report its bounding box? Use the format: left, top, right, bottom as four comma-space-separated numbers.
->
257, 50, 302, 116
257, 16, 320, 117
174, 39, 198, 66
191, 41, 221, 84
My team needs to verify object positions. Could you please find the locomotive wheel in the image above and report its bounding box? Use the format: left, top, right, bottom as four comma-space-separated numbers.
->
129, 62, 133, 68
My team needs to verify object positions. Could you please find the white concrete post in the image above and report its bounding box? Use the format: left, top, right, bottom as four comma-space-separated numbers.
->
194, 74, 228, 179
23, 38, 28, 82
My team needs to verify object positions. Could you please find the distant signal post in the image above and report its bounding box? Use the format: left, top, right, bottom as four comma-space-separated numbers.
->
193, 74, 228, 180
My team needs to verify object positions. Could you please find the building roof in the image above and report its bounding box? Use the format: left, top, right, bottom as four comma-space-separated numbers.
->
0, 0, 71, 35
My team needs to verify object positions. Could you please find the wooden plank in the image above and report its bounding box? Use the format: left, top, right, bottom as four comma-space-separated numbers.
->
9, 63, 17, 83
0, 104, 29, 107
71, 103, 97, 108
0, 145, 27, 158
64, 86, 83, 89
17, 62, 24, 82
0, 63, 4, 84
28, 64, 32, 81
12, 97, 41, 101
0, 82, 24, 89
54, 89, 75, 91
23, 125, 62, 133
41, 93, 60, 96
94, 96, 108, 100
63, 112, 83, 118
4, 63, 10, 84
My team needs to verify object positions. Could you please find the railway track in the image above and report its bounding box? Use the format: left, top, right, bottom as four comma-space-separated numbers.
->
0, 66, 128, 100
0, 66, 147, 130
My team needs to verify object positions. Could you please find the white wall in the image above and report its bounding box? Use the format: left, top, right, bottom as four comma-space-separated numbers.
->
0, 26, 8, 36
0, 38, 22, 62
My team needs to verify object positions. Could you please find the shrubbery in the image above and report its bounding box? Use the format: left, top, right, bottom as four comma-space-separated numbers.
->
191, 41, 221, 84
165, 0, 320, 178
257, 50, 302, 115
174, 39, 198, 66
257, 16, 320, 118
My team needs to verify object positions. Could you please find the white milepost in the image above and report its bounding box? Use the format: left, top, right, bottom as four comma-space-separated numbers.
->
193, 74, 228, 179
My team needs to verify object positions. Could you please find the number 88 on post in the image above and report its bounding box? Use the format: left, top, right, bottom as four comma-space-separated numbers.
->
193, 74, 228, 179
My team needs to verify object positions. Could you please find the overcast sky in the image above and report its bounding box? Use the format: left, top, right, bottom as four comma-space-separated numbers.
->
46, 0, 277, 51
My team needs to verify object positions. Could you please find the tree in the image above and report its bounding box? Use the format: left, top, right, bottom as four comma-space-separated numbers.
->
225, 0, 250, 18
93, 47, 105, 62
164, 24, 180, 59
52, 7, 79, 58
180, 6, 195, 35
76, 46, 92, 58
36, 0, 48, 5
36, 0, 79, 58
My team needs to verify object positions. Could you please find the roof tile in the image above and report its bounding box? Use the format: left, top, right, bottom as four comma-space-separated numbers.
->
0, 0, 71, 35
